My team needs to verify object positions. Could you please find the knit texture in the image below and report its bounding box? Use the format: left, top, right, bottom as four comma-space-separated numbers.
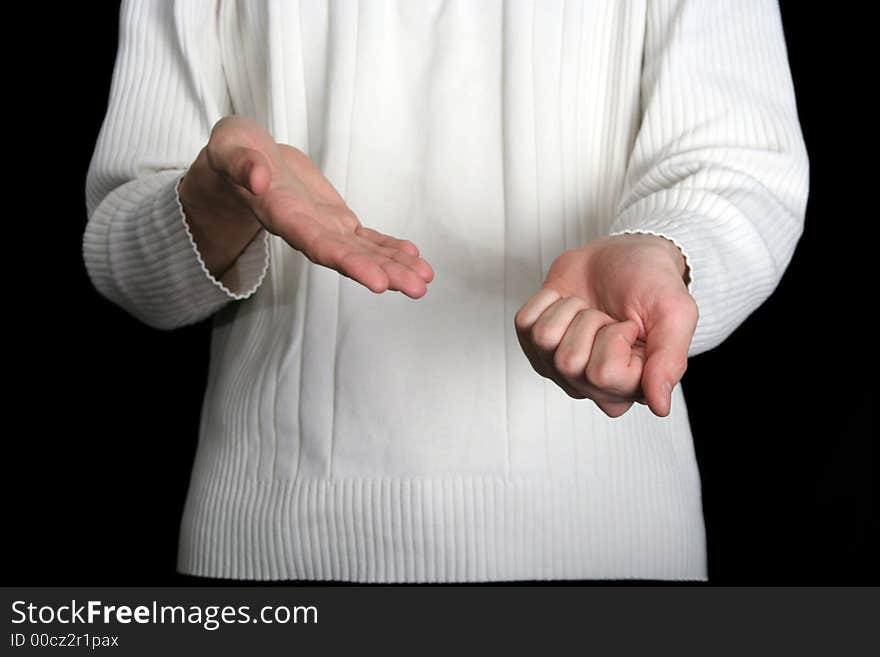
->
83, 0, 808, 581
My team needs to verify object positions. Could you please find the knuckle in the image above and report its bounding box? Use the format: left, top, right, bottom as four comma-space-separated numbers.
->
587, 362, 614, 389
208, 123, 235, 150
677, 295, 699, 326
206, 141, 237, 177
337, 208, 360, 230
205, 140, 222, 171
530, 324, 558, 351
209, 116, 230, 140
553, 348, 581, 378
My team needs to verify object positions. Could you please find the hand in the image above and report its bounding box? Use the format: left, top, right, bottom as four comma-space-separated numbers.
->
179, 115, 434, 298
514, 234, 697, 418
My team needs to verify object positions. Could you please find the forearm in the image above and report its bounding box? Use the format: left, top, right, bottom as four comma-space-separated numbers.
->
82, 1, 271, 330
609, 0, 808, 356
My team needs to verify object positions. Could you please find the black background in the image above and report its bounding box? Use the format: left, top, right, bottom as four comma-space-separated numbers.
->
5, 1, 874, 585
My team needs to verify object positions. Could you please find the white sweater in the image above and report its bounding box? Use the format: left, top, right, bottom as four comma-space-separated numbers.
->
83, 0, 808, 581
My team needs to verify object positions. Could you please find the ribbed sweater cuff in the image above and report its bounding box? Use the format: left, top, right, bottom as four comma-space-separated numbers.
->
83, 170, 270, 329
174, 173, 271, 302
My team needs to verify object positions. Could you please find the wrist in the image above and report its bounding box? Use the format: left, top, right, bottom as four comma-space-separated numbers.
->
607, 231, 691, 289
178, 173, 263, 279
655, 235, 690, 287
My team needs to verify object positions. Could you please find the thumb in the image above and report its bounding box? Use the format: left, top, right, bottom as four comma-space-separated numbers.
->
641, 294, 698, 417
207, 142, 271, 196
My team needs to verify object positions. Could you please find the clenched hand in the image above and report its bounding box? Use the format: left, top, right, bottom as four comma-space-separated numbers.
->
514, 234, 697, 418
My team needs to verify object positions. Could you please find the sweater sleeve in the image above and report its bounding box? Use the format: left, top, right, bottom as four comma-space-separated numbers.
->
607, 0, 809, 357
83, 0, 270, 331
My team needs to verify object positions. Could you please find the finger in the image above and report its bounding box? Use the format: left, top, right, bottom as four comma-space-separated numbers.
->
594, 399, 635, 419
552, 308, 618, 391
585, 320, 644, 399
515, 288, 562, 333
642, 295, 698, 417
514, 288, 563, 374
356, 225, 421, 257
329, 245, 390, 294
365, 241, 434, 283
528, 296, 590, 367
379, 259, 429, 299
629, 343, 648, 405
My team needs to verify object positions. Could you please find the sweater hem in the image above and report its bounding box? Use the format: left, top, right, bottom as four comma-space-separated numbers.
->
177, 472, 708, 583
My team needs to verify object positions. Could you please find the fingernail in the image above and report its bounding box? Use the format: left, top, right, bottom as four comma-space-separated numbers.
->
663, 381, 672, 396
